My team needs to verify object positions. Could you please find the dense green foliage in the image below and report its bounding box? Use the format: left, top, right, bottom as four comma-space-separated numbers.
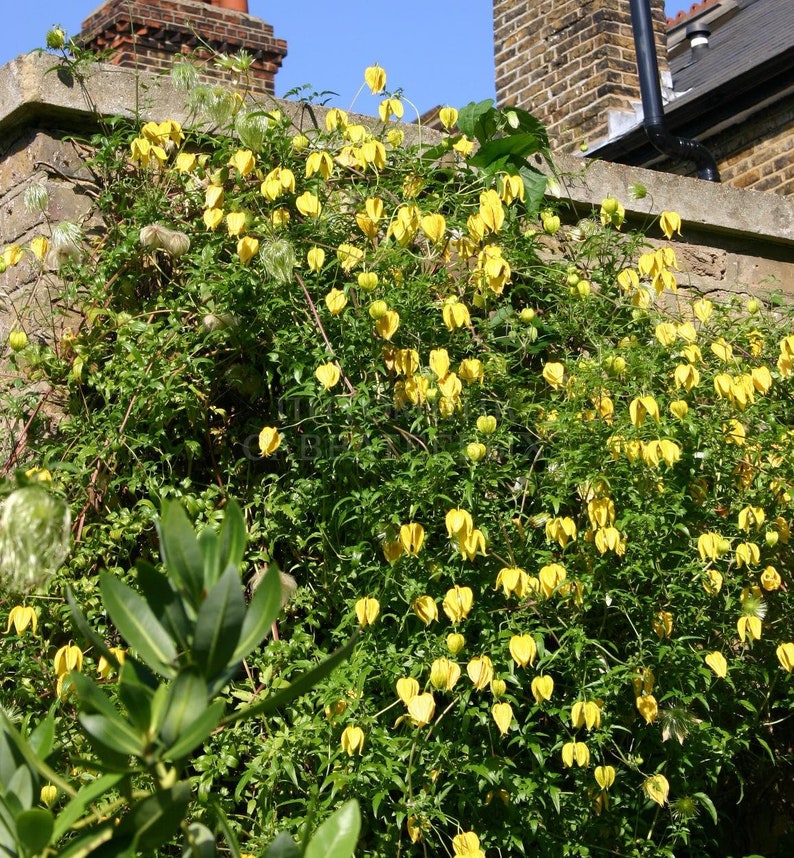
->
2, 57, 794, 857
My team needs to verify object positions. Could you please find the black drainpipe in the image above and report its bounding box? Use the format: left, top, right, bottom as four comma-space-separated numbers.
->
629, 0, 720, 181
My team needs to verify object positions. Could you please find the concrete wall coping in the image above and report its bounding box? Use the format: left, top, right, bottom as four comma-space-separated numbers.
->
2, 52, 793, 252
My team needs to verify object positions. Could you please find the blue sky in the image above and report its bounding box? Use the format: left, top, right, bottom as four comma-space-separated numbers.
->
0, 2, 694, 118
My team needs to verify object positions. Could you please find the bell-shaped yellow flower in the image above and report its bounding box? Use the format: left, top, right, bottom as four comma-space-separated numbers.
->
737, 614, 762, 643
500, 174, 524, 205
561, 741, 590, 768
531, 674, 554, 704
629, 395, 660, 427
760, 566, 781, 591
8, 330, 28, 351
369, 300, 389, 320
545, 517, 577, 549
539, 562, 567, 598
429, 657, 461, 691
429, 348, 451, 380
324, 288, 348, 316
315, 362, 341, 390
407, 692, 435, 726
776, 642, 794, 672
669, 400, 689, 420
492, 702, 513, 736
751, 366, 773, 394
399, 522, 425, 556
439, 106, 458, 130
643, 774, 670, 806
496, 566, 530, 599
571, 699, 602, 730
375, 310, 400, 341
378, 98, 404, 122
336, 243, 364, 272
340, 725, 365, 755
735, 542, 760, 569
40, 784, 58, 808
594, 765, 616, 790
674, 363, 700, 391
54, 644, 83, 676
636, 694, 658, 724
307, 247, 325, 272
226, 212, 247, 237
703, 568, 724, 595
509, 634, 537, 668
237, 236, 259, 265
175, 152, 197, 173
443, 585, 473, 623
364, 63, 386, 94
476, 415, 497, 435
704, 651, 727, 678
467, 655, 494, 690
738, 505, 765, 533
447, 632, 465, 655
295, 191, 322, 218
479, 189, 505, 234
203, 208, 223, 231
97, 646, 126, 680
412, 595, 437, 625
452, 831, 485, 858
458, 528, 486, 561
465, 443, 487, 463
458, 358, 483, 383
258, 426, 282, 457
355, 597, 380, 628
420, 213, 446, 244
325, 108, 348, 132
229, 149, 256, 176
30, 236, 48, 261
396, 676, 420, 704
652, 610, 673, 639
542, 362, 565, 390
697, 531, 727, 562
356, 271, 378, 291
5, 605, 38, 635
445, 508, 473, 541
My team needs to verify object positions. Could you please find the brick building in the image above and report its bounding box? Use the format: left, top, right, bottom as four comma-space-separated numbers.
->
79, 0, 287, 95
493, 0, 794, 195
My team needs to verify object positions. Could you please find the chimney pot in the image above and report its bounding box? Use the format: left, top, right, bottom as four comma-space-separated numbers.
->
685, 21, 711, 61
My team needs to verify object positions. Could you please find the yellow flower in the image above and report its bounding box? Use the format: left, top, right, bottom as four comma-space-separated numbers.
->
452, 831, 485, 858
340, 725, 365, 755
97, 647, 126, 680
324, 288, 347, 316
399, 523, 425, 556
674, 363, 700, 391
465, 443, 487, 463
258, 427, 281, 457
561, 741, 590, 768
305, 151, 334, 180
509, 634, 537, 668
306, 247, 325, 272
355, 597, 380, 628
364, 63, 386, 94
652, 611, 673, 639
735, 542, 760, 569
429, 348, 451, 380
175, 152, 197, 173
479, 189, 505, 234
600, 197, 625, 229
325, 108, 349, 132
629, 395, 660, 427
459, 358, 483, 383
531, 675, 554, 704
203, 208, 223, 231
541, 211, 561, 234
542, 362, 565, 390
458, 528, 486, 561
205, 185, 225, 209
378, 98, 404, 122
396, 677, 420, 705
229, 149, 256, 175
30, 236, 49, 261
296, 191, 322, 218
545, 517, 577, 549
737, 615, 762, 643
447, 632, 465, 655
368, 300, 388, 320
642, 777, 671, 814
5, 605, 38, 635
443, 585, 474, 623
446, 508, 473, 540
658, 209, 681, 239
776, 642, 794, 672
476, 415, 497, 435
8, 330, 28, 352
738, 505, 765, 532
693, 297, 713, 323
453, 135, 475, 157
412, 595, 437, 625
408, 692, 436, 726
705, 651, 727, 678
467, 655, 494, 690
703, 568, 724, 596
430, 657, 461, 691
496, 566, 530, 599
406, 816, 423, 844
375, 310, 400, 341
393, 348, 419, 377
710, 338, 733, 363
226, 212, 247, 236
636, 694, 658, 724
594, 766, 615, 790
760, 566, 782, 591
752, 365, 773, 394
571, 700, 602, 730
420, 213, 446, 244
237, 236, 259, 264
538, 562, 567, 598
40, 784, 57, 808
492, 702, 514, 736
356, 271, 378, 291
439, 106, 459, 130
500, 174, 525, 205
315, 363, 341, 391
336, 243, 364, 272
54, 644, 83, 676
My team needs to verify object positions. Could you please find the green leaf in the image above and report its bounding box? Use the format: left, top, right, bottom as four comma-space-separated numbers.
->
182, 822, 216, 858
165, 700, 225, 762
223, 633, 358, 727
263, 831, 300, 858
117, 782, 191, 852
217, 500, 246, 578
457, 99, 496, 141
67, 587, 120, 669
136, 559, 192, 651
693, 792, 718, 826
158, 669, 209, 749
158, 501, 205, 605
304, 800, 360, 858
78, 712, 143, 759
193, 566, 245, 685
16, 807, 54, 853
117, 658, 158, 734
519, 165, 549, 215
28, 709, 55, 759
229, 563, 283, 667
100, 572, 178, 678
468, 133, 545, 170
53, 773, 125, 841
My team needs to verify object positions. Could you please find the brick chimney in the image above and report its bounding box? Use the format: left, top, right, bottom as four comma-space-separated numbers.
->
493, 0, 670, 153
79, 0, 287, 95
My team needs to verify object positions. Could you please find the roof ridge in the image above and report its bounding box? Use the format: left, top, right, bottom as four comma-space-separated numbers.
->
666, 0, 721, 29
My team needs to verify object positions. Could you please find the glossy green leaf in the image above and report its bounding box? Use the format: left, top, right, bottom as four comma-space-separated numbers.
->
136, 559, 192, 650
78, 712, 143, 758
158, 501, 205, 605
182, 821, 216, 858
468, 133, 545, 170
28, 709, 55, 760
117, 658, 158, 734
304, 800, 360, 858
116, 781, 191, 852
165, 700, 224, 762
218, 500, 246, 574
193, 566, 245, 684
229, 563, 283, 667
16, 807, 54, 854
158, 669, 209, 749
67, 587, 120, 669
263, 832, 300, 858
100, 572, 178, 677
52, 773, 125, 841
